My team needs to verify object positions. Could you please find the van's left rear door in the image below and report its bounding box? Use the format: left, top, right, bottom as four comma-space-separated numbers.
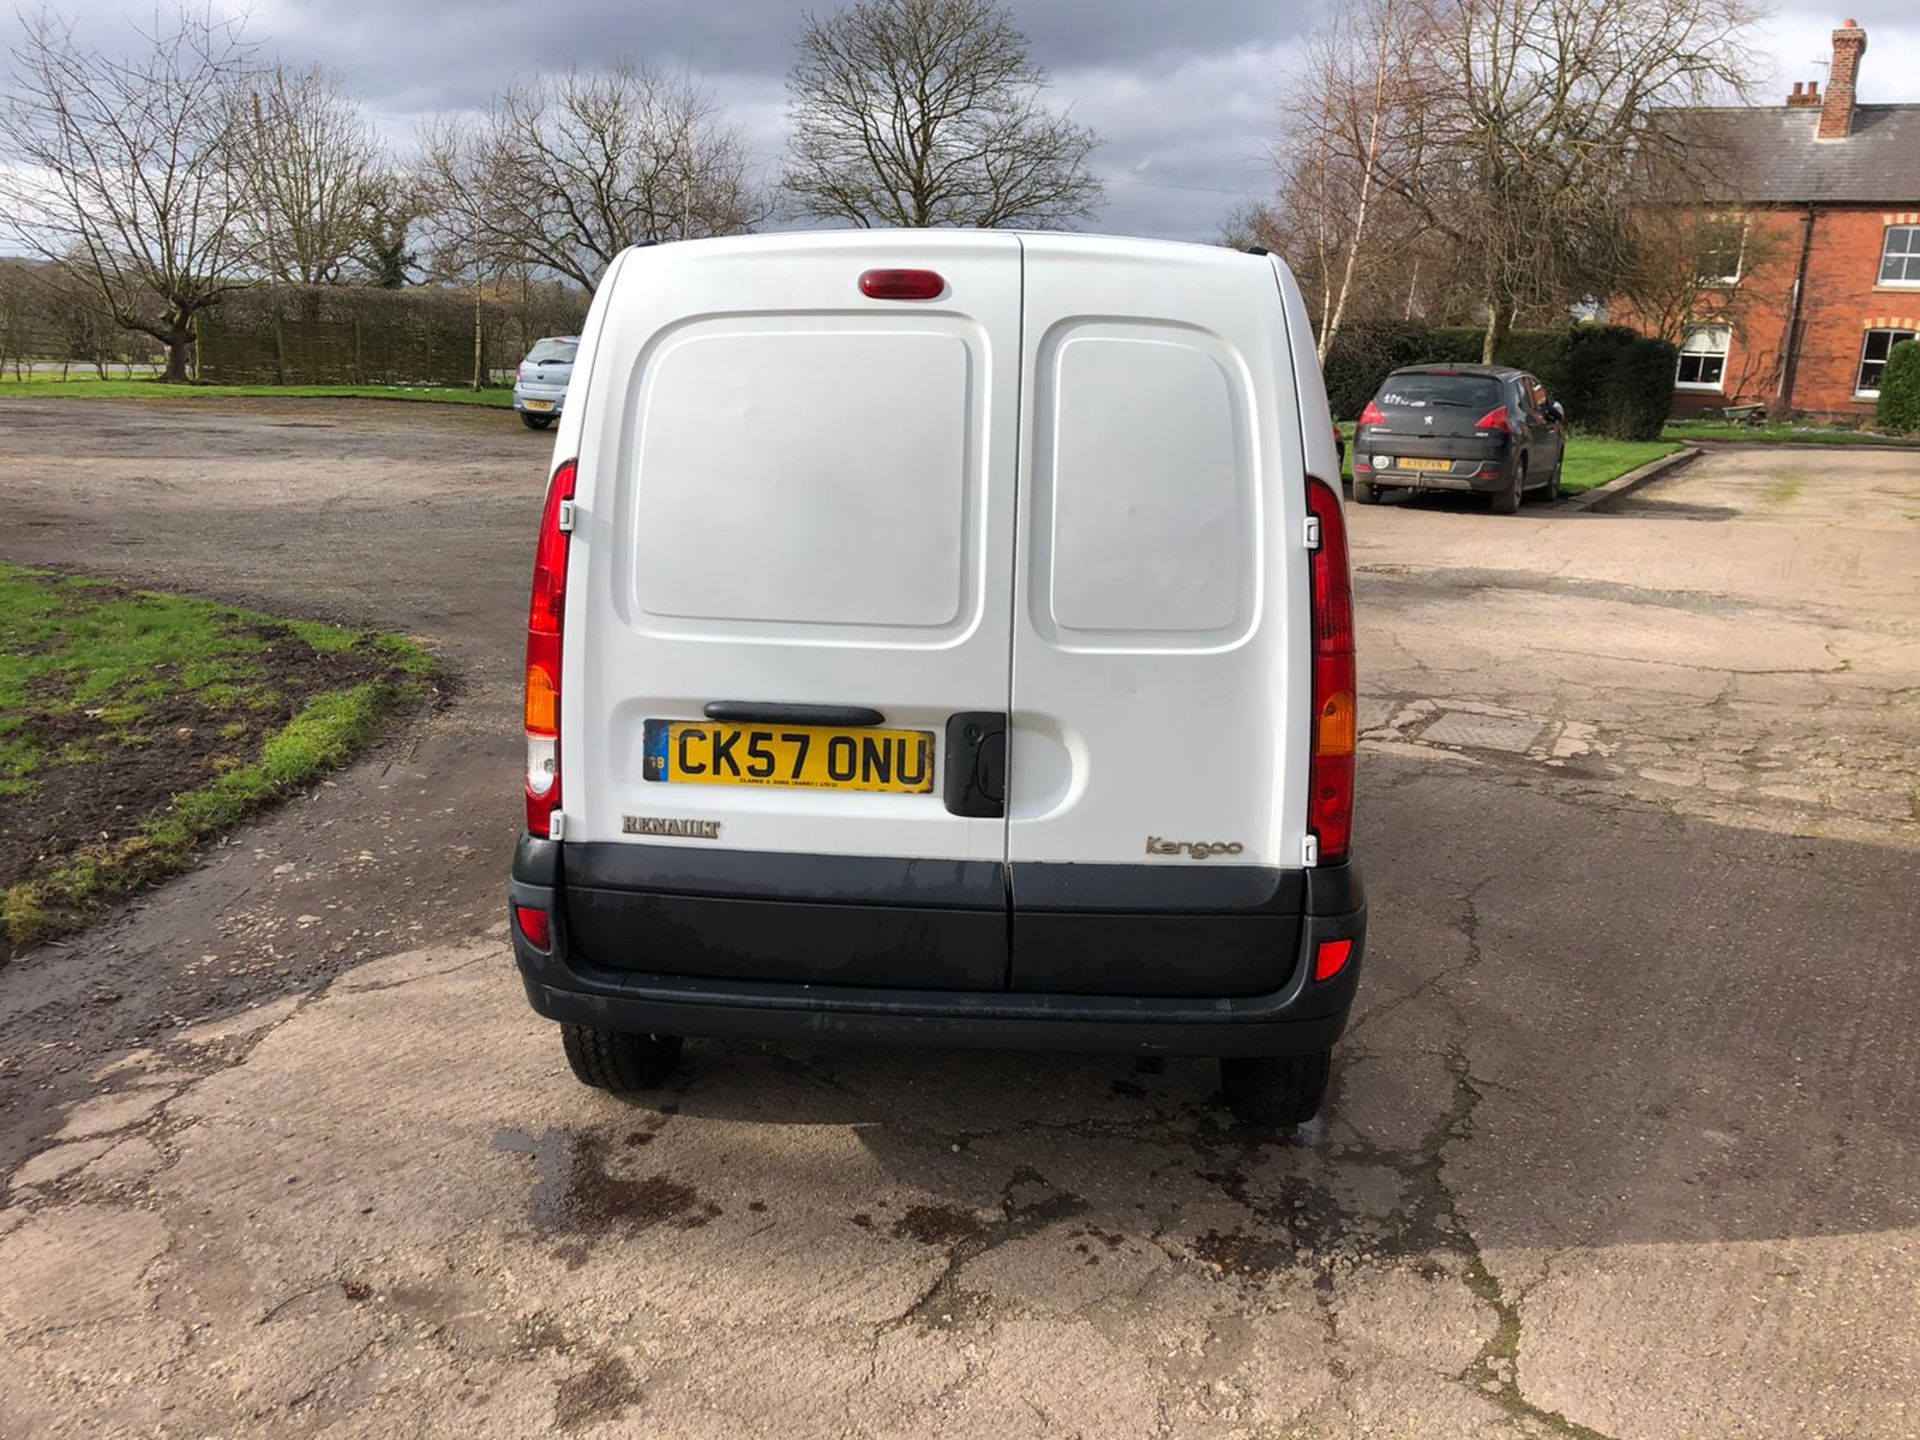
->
560, 233, 1021, 989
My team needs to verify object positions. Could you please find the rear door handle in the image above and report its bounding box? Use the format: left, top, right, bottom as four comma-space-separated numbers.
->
704, 702, 886, 727
944, 712, 1006, 818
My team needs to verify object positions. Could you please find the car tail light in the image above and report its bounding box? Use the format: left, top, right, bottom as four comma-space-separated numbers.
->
525, 458, 577, 837
1314, 937, 1354, 982
859, 268, 945, 300
1306, 474, 1355, 864
1475, 406, 1513, 434
515, 905, 551, 949
1358, 401, 1386, 428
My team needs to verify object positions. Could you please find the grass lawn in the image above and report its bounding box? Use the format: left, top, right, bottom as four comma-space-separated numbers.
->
1558, 438, 1682, 494
0, 564, 439, 960
1660, 419, 1920, 447
0, 374, 514, 408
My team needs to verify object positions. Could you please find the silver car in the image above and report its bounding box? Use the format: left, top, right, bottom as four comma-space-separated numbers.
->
513, 336, 578, 430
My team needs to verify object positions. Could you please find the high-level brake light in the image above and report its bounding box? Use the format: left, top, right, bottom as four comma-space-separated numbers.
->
859, 269, 945, 301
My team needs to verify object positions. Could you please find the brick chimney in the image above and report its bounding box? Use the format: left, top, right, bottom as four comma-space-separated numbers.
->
1786, 79, 1821, 107
1818, 20, 1867, 140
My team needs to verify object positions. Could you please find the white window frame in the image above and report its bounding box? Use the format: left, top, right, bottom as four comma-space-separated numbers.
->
1880, 226, 1920, 289
1694, 216, 1747, 287
1855, 327, 1918, 398
1675, 325, 1732, 392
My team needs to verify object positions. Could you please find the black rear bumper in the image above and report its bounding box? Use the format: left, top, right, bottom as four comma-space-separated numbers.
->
508, 838, 1366, 1058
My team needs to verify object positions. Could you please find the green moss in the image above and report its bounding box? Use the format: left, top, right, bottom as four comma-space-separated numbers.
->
0, 563, 439, 953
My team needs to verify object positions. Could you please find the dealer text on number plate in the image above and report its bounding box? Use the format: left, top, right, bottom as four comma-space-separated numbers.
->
642, 720, 935, 793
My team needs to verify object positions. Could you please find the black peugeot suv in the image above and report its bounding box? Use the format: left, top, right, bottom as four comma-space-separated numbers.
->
1351, 365, 1566, 513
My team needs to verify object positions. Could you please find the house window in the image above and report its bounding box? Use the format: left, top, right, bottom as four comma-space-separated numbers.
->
1856, 328, 1918, 396
1675, 326, 1731, 390
1881, 227, 1920, 287
1694, 217, 1746, 285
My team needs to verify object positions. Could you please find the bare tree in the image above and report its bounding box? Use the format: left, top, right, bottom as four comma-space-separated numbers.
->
1279, 0, 1431, 358
419, 63, 763, 291
1286, 0, 1760, 361
1436, 0, 1760, 358
783, 0, 1103, 229
0, 7, 255, 381
0, 260, 35, 379
230, 63, 387, 285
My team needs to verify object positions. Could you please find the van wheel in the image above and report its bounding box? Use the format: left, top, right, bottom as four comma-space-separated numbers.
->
1219, 1050, 1332, 1127
1352, 478, 1379, 505
1493, 457, 1525, 514
561, 1025, 683, 1091
521, 413, 554, 430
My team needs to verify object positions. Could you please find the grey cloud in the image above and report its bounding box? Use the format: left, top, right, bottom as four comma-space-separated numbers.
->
21, 0, 1920, 244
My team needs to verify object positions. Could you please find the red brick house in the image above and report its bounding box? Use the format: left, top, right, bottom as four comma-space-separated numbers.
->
1617, 20, 1920, 420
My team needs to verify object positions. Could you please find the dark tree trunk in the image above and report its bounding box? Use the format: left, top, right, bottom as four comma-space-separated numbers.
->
163, 337, 192, 382
1481, 298, 1510, 365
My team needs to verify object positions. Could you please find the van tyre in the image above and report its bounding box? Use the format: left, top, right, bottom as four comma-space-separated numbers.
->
521, 413, 554, 430
1352, 478, 1379, 505
1219, 1049, 1332, 1127
561, 1025, 683, 1091
1493, 457, 1525, 514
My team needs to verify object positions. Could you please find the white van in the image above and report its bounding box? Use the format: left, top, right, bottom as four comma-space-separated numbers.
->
507, 231, 1366, 1126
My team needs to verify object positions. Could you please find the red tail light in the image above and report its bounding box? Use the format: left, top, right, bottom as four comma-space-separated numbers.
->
1314, 937, 1354, 982
1358, 401, 1386, 427
525, 459, 577, 836
514, 905, 551, 949
859, 268, 945, 300
1475, 406, 1513, 434
1306, 474, 1356, 864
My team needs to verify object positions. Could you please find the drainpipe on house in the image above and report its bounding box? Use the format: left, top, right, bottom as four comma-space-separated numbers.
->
1776, 205, 1817, 416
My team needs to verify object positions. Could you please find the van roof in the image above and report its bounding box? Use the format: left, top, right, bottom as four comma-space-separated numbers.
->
613, 229, 1276, 272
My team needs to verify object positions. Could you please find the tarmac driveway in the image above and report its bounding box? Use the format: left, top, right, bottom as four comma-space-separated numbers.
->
2, 404, 1916, 1439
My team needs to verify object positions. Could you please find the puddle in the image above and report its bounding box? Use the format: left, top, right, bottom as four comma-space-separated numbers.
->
553, 1353, 642, 1432
892, 1203, 989, 1246
493, 1128, 712, 1238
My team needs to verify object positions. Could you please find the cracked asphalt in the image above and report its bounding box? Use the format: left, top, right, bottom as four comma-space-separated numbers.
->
1, 401, 1917, 1439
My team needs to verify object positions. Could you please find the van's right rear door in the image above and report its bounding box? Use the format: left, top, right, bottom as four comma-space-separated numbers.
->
1005, 237, 1315, 996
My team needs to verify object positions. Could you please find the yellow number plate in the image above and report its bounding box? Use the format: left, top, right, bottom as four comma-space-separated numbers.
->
522, 399, 554, 411
643, 720, 935, 793
1396, 456, 1452, 472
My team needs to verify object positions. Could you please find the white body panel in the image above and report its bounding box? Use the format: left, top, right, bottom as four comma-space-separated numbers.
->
1008, 237, 1312, 868
561, 232, 1021, 860
561, 231, 1324, 870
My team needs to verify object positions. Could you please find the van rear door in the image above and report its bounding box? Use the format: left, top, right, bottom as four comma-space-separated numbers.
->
562, 234, 1022, 988
1005, 237, 1314, 994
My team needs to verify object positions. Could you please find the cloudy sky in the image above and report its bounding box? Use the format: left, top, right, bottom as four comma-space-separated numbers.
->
13, 1, 1920, 241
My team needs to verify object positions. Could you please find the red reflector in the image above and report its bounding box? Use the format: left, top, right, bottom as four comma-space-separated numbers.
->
859, 268, 945, 301
515, 905, 551, 949
1314, 937, 1353, 982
